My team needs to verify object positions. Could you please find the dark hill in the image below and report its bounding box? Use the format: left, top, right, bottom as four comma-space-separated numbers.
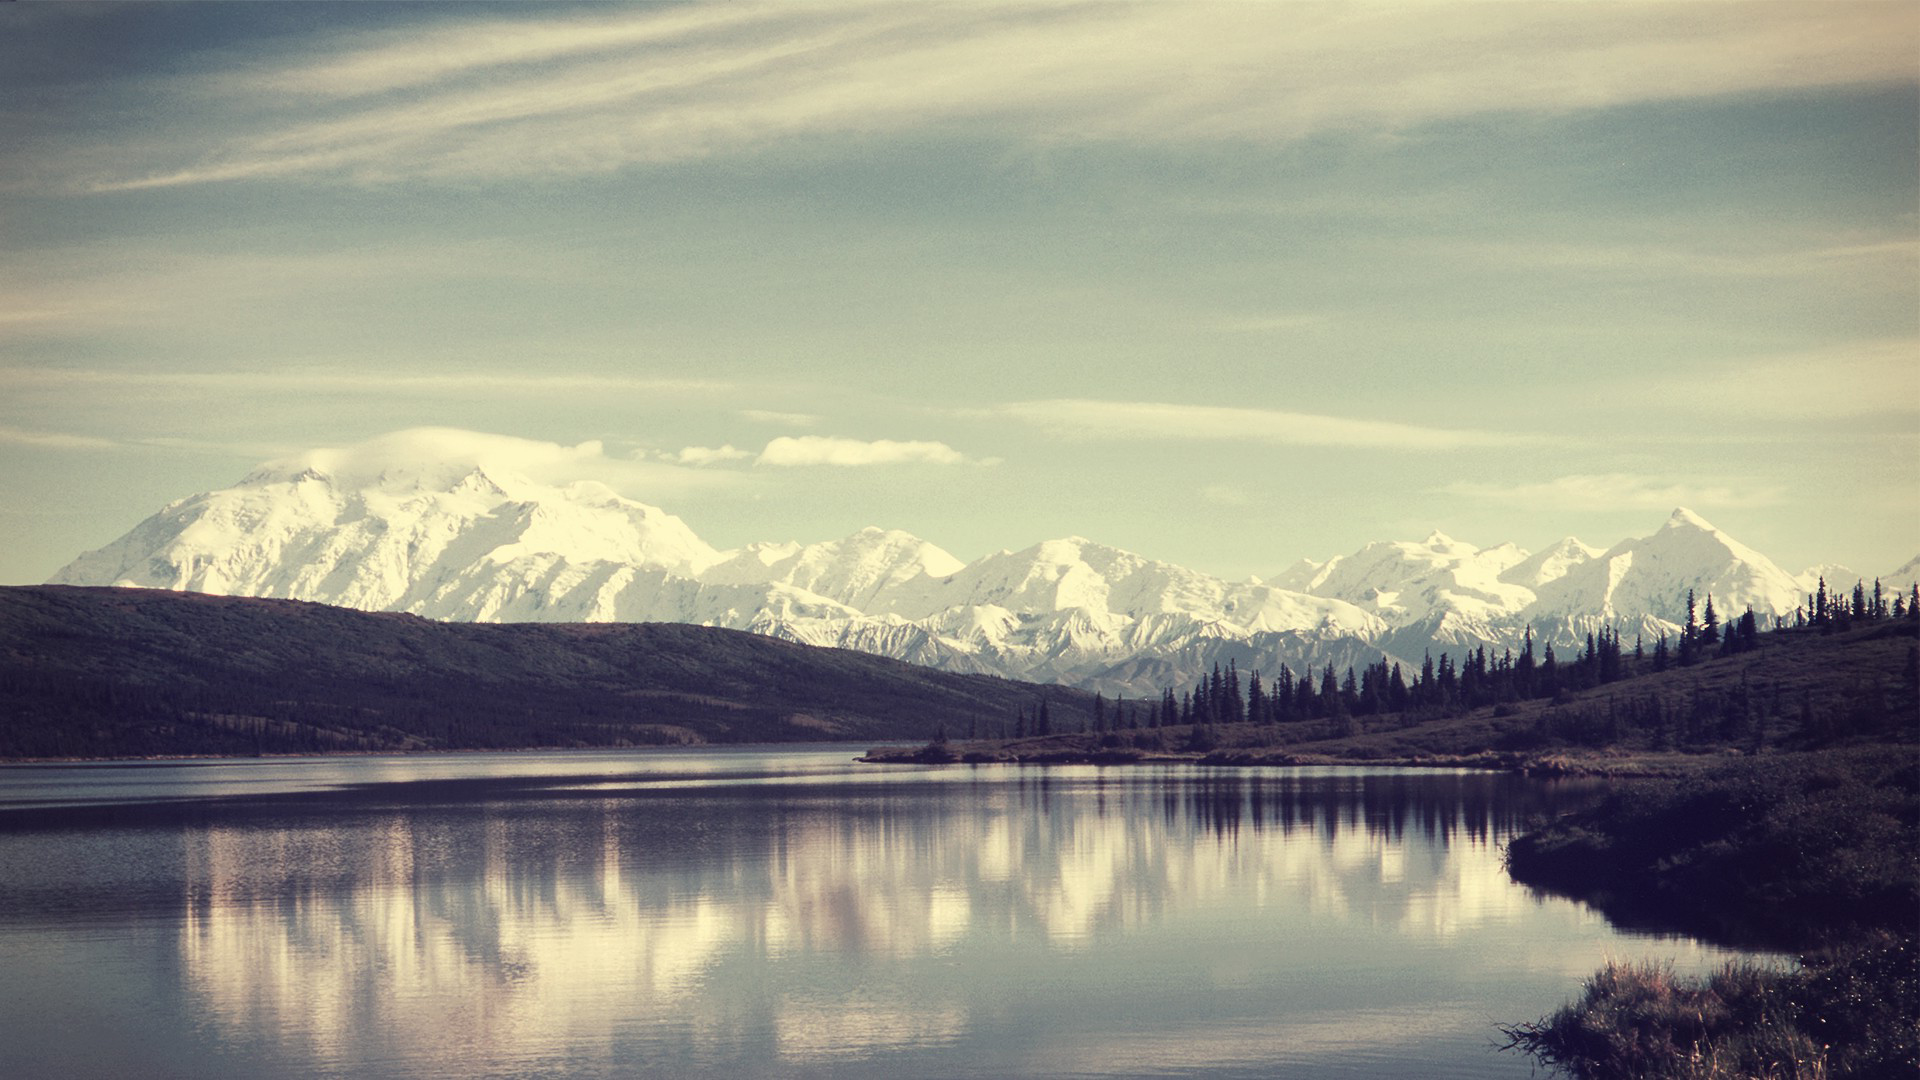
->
0, 585, 1094, 759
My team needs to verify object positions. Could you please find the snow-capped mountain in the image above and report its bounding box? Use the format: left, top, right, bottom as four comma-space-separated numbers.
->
49, 437, 1917, 697
52, 447, 1381, 695
1510, 508, 1805, 648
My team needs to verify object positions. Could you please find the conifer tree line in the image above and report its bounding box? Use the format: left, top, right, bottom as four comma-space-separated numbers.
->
987, 578, 1917, 740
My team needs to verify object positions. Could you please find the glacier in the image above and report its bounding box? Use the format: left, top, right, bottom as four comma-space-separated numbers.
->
49, 444, 1917, 697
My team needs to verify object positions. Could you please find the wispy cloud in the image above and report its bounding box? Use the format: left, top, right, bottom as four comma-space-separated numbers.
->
993, 399, 1529, 451
72, 3, 1919, 191
739, 409, 819, 427
0, 425, 117, 450
1471, 237, 1919, 287
1640, 338, 1920, 422
0, 367, 726, 397
0, 242, 599, 336
755, 435, 969, 467
1441, 473, 1785, 512
227, 6, 764, 102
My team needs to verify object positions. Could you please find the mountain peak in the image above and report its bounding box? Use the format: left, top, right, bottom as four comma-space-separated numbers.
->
1546, 536, 1598, 556
1664, 507, 1716, 532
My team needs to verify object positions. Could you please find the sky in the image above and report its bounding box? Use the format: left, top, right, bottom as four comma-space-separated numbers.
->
2, 1, 1916, 586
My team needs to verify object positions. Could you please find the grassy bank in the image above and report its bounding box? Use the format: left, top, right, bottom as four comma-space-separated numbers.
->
1501, 939, 1916, 1080
1501, 746, 1919, 1079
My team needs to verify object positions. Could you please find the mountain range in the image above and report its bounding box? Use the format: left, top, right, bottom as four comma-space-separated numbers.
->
50, 441, 1918, 697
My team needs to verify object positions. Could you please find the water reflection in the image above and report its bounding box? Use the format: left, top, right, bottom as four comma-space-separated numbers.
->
0, 762, 1730, 1079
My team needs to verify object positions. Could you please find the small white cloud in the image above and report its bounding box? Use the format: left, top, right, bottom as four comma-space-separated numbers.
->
666, 443, 751, 466
1441, 473, 1784, 511
994, 398, 1528, 451
755, 435, 968, 467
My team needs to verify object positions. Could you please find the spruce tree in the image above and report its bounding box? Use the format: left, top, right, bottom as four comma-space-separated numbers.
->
1679, 589, 1698, 665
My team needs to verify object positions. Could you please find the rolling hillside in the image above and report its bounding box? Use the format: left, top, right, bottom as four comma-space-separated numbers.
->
0, 585, 1095, 759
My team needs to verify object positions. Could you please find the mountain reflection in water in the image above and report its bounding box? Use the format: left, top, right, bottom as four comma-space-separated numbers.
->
0, 754, 1755, 1079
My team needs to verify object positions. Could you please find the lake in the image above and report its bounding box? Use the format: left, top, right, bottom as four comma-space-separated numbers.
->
0, 747, 1761, 1078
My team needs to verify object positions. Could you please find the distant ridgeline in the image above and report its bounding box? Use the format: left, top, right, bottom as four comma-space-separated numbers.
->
977, 585, 1920, 757
0, 586, 1095, 760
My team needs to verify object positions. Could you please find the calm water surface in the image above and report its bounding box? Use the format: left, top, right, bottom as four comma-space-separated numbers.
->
0, 747, 1761, 1079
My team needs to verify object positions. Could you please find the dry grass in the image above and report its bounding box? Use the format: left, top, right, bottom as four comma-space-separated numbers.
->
1502, 960, 1828, 1080
1503, 931, 1918, 1080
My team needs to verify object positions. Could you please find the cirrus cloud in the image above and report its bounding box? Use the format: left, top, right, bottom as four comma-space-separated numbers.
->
1440, 473, 1785, 512
64, 3, 1919, 192
993, 398, 1530, 451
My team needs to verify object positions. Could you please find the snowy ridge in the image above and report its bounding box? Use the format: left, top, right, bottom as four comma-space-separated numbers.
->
1523, 508, 1804, 631
49, 441, 1919, 696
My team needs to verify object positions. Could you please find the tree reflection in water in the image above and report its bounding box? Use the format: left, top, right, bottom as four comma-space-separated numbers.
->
0, 760, 1738, 1079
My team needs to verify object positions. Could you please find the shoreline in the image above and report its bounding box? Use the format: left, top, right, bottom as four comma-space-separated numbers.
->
3, 740, 1727, 780
858, 737, 1730, 778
